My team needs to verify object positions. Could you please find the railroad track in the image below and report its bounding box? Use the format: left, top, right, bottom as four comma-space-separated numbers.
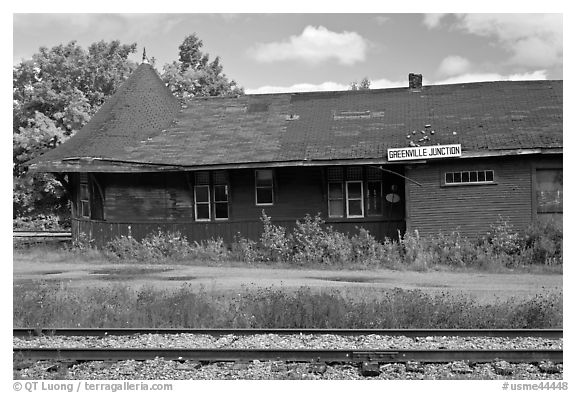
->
14, 328, 563, 364
13, 231, 71, 242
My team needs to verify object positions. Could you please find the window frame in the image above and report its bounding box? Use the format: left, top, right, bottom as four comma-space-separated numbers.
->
443, 169, 496, 186
345, 180, 365, 218
194, 184, 211, 222
255, 169, 274, 206
213, 184, 230, 221
366, 180, 384, 217
328, 181, 345, 218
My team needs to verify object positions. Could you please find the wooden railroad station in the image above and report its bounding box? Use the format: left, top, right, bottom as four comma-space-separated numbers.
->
28, 64, 563, 246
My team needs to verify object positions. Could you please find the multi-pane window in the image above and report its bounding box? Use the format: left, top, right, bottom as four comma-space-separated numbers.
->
194, 171, 229, 221
194, 172, 211, 221
536, 169, 562, 215
80, 179, 90, 218
366, 181, 383, 216
327, 168, 344, 218
213, 171, 229, 220
255, 169, 274, 205
346, 181, 364, 217
366, 167, 383, 216
445, 170, 494, 185
328, 166, 386, 219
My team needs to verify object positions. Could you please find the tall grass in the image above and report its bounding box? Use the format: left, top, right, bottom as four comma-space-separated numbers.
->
13, 282, 562, 329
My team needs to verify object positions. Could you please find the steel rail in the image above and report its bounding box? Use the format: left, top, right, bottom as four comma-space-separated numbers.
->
13, 348, 562, 363
13, 328, 563, 339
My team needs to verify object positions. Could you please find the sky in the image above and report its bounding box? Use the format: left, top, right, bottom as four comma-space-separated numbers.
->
12, 13, 563, 94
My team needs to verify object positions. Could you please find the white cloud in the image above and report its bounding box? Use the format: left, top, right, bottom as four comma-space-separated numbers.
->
434, 70, 548, 85
423, 13, 447, 29
424, 14, 562, 68
248, 25, 369, 66
438, 55, 471, 77
246, 77, 406, 94
247, 71, 548, 94
374, 15, 391, 26
246, 81, 350, 94
14, 14, 184, 42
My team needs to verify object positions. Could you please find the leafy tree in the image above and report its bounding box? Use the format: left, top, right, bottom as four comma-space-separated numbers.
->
349, 77, 371, 91
162, 34, 244, 99
13, 40, 138, 218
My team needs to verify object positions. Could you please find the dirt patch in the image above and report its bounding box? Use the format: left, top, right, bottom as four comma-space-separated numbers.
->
88, 267, 173, 281
160, 276, 197, 281
310, 276, 391, 283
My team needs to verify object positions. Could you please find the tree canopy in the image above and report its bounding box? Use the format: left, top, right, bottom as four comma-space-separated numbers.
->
349, 77, 371, 91
162, 34, 244, 99
13, 35, 244, 220
13, 40, 138, 217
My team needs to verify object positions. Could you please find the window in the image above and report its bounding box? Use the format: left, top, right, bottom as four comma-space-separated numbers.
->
366, 181, 383, 216
194, 185, 211, 221
327, 168, 344, 218
255, 169, 274, 205
536, 169, 562, 215
213, 185, 229, 220
194, 171, 229, 221
445, 170, 494, 185
326, 166, 398, 219
346, 181, 364, 218
80, 180, 90, 218
328, 182, 344, 217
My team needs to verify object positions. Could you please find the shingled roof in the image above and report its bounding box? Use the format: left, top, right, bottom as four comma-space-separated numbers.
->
29, 63, 563, 173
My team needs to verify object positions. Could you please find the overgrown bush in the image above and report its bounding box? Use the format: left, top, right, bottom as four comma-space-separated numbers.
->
92, 212, 562, 270
259, 211, 292, 263
522, 219, 563, 265
13, 214, 69, 231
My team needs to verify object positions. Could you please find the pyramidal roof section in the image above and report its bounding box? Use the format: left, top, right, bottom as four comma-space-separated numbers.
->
30, 62, 181, 167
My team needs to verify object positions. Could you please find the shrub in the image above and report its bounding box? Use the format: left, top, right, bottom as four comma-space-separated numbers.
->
141, 230, 191, 260
189, 238, 229, 262
105, 235, 152, 262
13, 214, 68, 231
522, 219, 563, 265
292, 214, 327, 264
259, 211, 292, 263
486, 215, 523, 256
350, 227, 386, 266
401, 230, 434, 270
231, 235, 259, 263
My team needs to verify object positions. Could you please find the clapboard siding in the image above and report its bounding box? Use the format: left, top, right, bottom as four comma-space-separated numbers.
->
72, 218, 404, 245
72, 166, 406, 246
406, 156, 534, 237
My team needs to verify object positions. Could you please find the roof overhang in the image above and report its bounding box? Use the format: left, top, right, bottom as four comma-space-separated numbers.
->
28, 148, 562, 173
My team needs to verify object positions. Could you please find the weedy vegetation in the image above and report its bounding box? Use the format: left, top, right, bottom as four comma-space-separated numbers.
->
13, 283, 562, 329
22, 212, 560, 272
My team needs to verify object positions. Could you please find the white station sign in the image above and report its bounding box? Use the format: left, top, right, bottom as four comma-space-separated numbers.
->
387, 144, 461, 162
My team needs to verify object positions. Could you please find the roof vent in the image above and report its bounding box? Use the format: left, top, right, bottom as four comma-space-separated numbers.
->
409, 73, 422, 91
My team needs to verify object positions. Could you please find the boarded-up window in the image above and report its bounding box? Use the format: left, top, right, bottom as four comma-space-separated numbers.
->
536, 169, 563, 214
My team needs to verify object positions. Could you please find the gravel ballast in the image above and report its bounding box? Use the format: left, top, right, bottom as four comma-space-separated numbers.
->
13, 333, 563, 350
14, 359, 563, 380
13, 333, 563, 380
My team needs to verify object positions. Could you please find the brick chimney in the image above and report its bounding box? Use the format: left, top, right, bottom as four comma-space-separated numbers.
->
409, 73, 422, 90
